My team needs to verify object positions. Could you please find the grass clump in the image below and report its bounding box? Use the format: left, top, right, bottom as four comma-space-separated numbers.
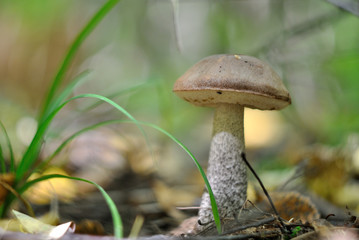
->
0, 0, 222, 237
0, 0, 124, 237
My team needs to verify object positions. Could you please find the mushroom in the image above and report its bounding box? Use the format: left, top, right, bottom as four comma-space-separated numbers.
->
173, 54, 291, 227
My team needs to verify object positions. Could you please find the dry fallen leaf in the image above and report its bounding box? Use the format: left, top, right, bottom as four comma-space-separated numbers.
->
258, 191, 320, 223
48, 221, 76, 239
0, 203, 59, 232
75, 219, 105, 235
12, 210, 75, 239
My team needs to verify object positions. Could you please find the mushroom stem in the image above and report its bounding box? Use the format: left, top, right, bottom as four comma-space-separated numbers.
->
213, 104, 245, 142
198, 104, 247, 226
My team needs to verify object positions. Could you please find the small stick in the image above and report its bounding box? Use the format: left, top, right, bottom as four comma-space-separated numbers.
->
220, 216, 277, 235
194, 230, 281, 240
176, 206, 201, 210
241, 152, 288, 234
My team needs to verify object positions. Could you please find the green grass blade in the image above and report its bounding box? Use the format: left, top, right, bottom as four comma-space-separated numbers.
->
26, 118, 221, 233
18, 174, 123, 238
38, 115, 222, 232
39, 120, 121, 169
16, 94, 145, 183
40, 116, 222, 233
113, 120, 222, 233
40, 0, 121, 119
41, 70, 91, 123
0, 146, 6, 173
19, 87, 221, 233
56, 118, 222, 233
72, 93, 146, 135
136, 121, 222, 233
82, 81, 153, 112
0, 121, 15, 172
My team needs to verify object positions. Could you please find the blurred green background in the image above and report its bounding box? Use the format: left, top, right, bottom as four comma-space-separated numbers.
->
0, 0, 358, 197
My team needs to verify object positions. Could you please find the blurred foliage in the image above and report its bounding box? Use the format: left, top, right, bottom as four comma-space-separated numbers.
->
0, 0, 359, 176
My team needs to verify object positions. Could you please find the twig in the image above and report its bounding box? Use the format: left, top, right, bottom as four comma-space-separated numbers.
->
326, 0, 359, 17
252, 10, 343, 56
220, 216, 276, 235
245, 199, 270, 215
188, 230, 280, 240
240, 152, 288, 235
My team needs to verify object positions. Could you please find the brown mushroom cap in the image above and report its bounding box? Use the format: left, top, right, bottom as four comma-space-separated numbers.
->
173, 54, 291, 110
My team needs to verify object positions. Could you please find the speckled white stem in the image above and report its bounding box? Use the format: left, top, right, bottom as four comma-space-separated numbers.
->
198, 104, 247, 227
